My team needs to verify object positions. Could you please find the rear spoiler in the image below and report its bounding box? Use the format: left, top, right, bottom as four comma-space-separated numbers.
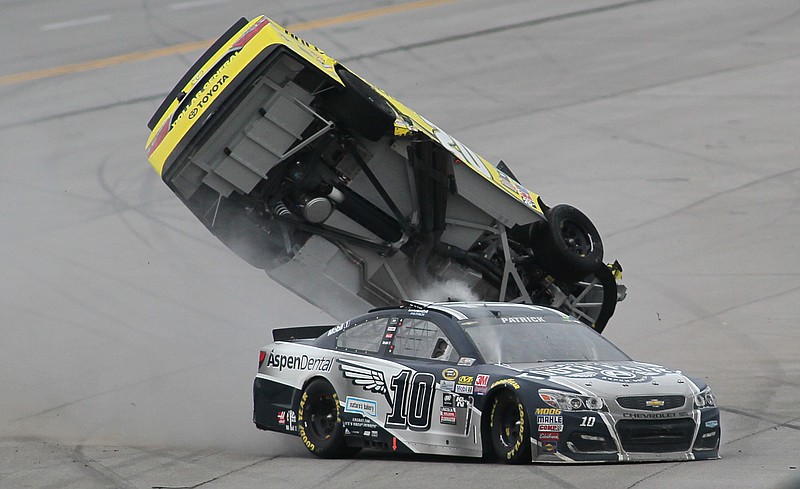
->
272, 325, 336, 342
147, 17, 250, 130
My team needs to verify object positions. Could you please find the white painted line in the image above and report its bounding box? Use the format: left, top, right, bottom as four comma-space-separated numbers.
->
168, 0, 227, 11
40, 15, 112, 32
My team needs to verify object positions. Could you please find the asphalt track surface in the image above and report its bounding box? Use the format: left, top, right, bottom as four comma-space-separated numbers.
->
1, 0, 799, 487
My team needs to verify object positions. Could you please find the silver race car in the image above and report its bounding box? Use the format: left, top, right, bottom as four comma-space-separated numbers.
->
254, 301, 720, 463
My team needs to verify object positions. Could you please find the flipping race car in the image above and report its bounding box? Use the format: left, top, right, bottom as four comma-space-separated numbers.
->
145, 16, 625, 331
254, 301, 720, 463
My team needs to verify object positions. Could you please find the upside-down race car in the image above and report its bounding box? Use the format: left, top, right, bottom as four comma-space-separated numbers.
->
145, 16, 626, 331
254, 301, 720, 463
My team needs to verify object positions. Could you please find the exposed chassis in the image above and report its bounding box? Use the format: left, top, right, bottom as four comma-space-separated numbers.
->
146, 17, 625, 331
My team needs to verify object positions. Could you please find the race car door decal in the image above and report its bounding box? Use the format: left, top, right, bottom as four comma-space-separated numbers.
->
386, 371, 435, 431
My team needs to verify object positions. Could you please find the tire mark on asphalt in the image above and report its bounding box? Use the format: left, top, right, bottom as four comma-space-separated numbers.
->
526, 465, 581, 488
606, 165, 800, 239
626, 463, 680, 488
72, 444, 139, 489
0, 93, 164, 131
9, 345, 250, 423
720, 407, 800, 433
151, 455, 278, 488
343, 0, 661, 62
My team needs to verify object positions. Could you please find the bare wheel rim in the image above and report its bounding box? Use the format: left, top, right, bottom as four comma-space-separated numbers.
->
560, 219, 593, 257
498, 401, 522, 449
308, 393, 337, 441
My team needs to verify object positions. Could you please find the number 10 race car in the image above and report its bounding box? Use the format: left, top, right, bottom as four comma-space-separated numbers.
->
254, 301, 720, 463
145, 15, 625, 331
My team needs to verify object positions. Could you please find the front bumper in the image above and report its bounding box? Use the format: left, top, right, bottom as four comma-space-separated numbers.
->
532, 407, 721, 463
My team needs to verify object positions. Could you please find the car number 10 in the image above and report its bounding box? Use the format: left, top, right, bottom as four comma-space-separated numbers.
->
386, 371, 435, 431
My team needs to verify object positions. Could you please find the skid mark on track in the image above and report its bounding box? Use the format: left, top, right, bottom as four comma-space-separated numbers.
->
151, 455, 277, 489
72, 445, 139, 489
626, 463, 680, 488
344, 0, 661, 62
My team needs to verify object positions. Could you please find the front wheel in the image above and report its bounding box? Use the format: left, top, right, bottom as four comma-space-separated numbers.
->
297, 379, 359, 458
489, 390, 531, 464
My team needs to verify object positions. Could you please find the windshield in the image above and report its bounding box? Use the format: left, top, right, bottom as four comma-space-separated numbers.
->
461, 318, 630, 364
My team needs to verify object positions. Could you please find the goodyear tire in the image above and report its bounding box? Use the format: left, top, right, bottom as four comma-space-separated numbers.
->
297, 379, 359, 458
530, 204, 604, 283
489, 390, 531, 464
323, 66, 396, 141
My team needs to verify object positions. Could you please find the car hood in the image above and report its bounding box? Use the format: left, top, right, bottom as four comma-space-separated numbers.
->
512, 360, 699, 397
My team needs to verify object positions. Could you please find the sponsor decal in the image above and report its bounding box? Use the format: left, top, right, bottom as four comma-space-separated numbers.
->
457, 357, 476, 366
439, 406, 457, 425
277, 410, 298, 432
454, 384, 474, 395
440, 380, 455, 392
343, 416, 378, 430
535, 408, 561, 415
327, 322, 347, 336
390, 317, 400, 325
457, 375, 474, 385
387, 326, 397, 332
173, 53, 239, 126
500, 316, 546, 323
538, 432, 559, 441
537, 415, 563, 425
384, 332, 394, 339
542, 442, 557, 453
265, 351, 332, 372
442, 368, 459, 381
475, 374, 490, 389
442, 393, 454, 407
705, 420, 719, 428
538, 424, 563, 432
455, 396, 473, 409
526, 363, 677, 384
490, 378, 521, 390
344, 396, 378, 418
622, 412, 690, 419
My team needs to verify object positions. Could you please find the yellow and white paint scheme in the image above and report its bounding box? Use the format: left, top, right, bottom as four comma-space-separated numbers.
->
146, 15, 541, 214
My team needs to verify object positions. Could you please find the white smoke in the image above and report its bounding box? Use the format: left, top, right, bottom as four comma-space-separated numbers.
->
416, 279, 480, 303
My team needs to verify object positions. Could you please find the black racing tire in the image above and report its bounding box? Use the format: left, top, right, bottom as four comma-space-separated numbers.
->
530, 204, 604, 283
489, 390, 532, 464
297, 379, 359, 458
323, 66, 396, 141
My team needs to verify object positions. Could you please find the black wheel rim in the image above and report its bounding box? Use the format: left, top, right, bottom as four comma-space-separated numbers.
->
560, 219, 593, 257
308, 394, 337, 441
498, 401, 522, 449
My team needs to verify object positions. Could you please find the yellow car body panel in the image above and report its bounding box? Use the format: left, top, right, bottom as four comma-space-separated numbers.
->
146, 16, 541, 213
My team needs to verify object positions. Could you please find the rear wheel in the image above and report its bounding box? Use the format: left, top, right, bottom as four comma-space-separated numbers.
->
489, 390, 531, 464
297, 379, 359, 458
